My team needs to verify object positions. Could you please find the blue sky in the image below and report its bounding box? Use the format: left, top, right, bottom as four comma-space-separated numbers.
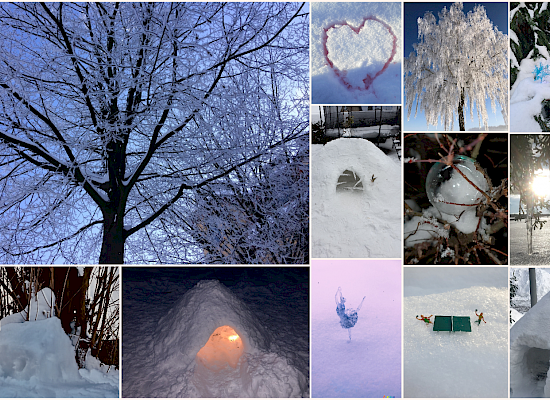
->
403, 2, 508, 131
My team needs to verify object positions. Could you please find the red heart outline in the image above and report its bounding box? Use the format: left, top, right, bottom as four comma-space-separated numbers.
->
322, 16, 397, 91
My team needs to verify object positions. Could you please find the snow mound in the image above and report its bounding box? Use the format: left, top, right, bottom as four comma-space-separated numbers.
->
312, 138, 401, 258
511, 291, 550, 397
0, 317, 80, 382
404, 286, 508, 397
135, 280, 307, 398
0, 316, 118, 397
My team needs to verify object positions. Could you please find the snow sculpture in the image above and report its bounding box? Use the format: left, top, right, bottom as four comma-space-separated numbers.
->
426, 155, 489, 216
533, 62, 550, 83
336, 169, 364, 192
510, 290, 550, 397
335, 287, 365, 341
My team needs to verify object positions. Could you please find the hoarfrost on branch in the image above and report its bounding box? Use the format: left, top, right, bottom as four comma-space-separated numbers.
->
0, 2, 309, 264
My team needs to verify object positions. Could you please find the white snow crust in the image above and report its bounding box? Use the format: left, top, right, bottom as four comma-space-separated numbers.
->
124, 279, 308, 398
510, 291, 550, 397
511, 58, 550, 132
404, 272, 508, 398
311, 138, 401, 258
311, 2, 401, 104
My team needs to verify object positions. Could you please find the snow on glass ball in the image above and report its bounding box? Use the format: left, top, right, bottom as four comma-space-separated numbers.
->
426, 155, 489, 216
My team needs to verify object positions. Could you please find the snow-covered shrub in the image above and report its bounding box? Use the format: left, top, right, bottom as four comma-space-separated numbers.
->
510, 3, 550, 86
188, 138, 309, 264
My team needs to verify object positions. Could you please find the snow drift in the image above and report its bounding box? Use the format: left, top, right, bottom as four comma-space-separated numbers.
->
140, 280, 307, 398
312, 138, 401, 258
0, 317, 81, 384
511, 290, 550, 397
0, 288, 118, 397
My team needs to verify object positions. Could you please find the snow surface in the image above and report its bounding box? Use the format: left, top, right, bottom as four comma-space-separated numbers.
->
511, 290, 550, 397
122, 268, 309, 398
0, 289, 118, 398
511, 218, 550, 265
311, 260, 401, 398
311, 138, 401, 258
510, 58, 550, 132
404, 267, 508, 398
311, 2, 401, 104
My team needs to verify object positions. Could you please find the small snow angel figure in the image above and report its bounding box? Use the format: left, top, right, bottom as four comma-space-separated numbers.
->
335, 287, 365, 341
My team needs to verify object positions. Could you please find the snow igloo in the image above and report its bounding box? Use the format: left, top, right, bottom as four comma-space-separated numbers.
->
511, 290, 550, 397
312, 138, 401, 258
146, 280, 307, 397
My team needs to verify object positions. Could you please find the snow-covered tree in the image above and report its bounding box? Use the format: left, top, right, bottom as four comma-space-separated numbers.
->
189, 135, 309, 264
405, 2, 508, 131
0, 3, 308, 264
510, 2, 550, 87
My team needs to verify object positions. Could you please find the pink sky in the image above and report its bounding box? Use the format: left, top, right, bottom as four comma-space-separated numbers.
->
311, 259, 402, 318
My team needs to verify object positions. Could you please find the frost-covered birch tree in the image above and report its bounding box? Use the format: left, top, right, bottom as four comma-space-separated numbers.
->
0, 2, 309, 264
404, 2, 508, 131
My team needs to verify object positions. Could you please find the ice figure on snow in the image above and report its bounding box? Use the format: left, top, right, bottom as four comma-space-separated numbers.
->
533, 62, 550, 83
335, 287, 365, 341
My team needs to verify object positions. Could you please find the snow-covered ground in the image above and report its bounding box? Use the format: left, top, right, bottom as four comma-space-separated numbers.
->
325, 124, 399, 139
311, 260, 401, 398
404, 267, 508, 398
122, 268, 309, 398
311, 2, 401, 104
311, 138, 401, 258
0, 288, 119, 397
511, 218, 550, 265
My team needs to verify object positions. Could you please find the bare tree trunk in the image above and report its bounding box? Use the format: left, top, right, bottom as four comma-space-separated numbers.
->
458, 88, 465, 131
99, 211, 125, 264
5, 267, 26, 312
77, 268, 93, 338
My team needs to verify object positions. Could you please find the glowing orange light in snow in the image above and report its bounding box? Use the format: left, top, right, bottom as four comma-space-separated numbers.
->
196, 326, 243, 370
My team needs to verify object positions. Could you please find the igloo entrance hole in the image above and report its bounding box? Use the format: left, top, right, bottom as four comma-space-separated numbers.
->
525, 347, 550, 381
196, 325, 244, 370
336, 169, 363, 192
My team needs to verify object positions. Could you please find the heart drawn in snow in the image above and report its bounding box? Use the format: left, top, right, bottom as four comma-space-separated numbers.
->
322, 16, 397, 91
